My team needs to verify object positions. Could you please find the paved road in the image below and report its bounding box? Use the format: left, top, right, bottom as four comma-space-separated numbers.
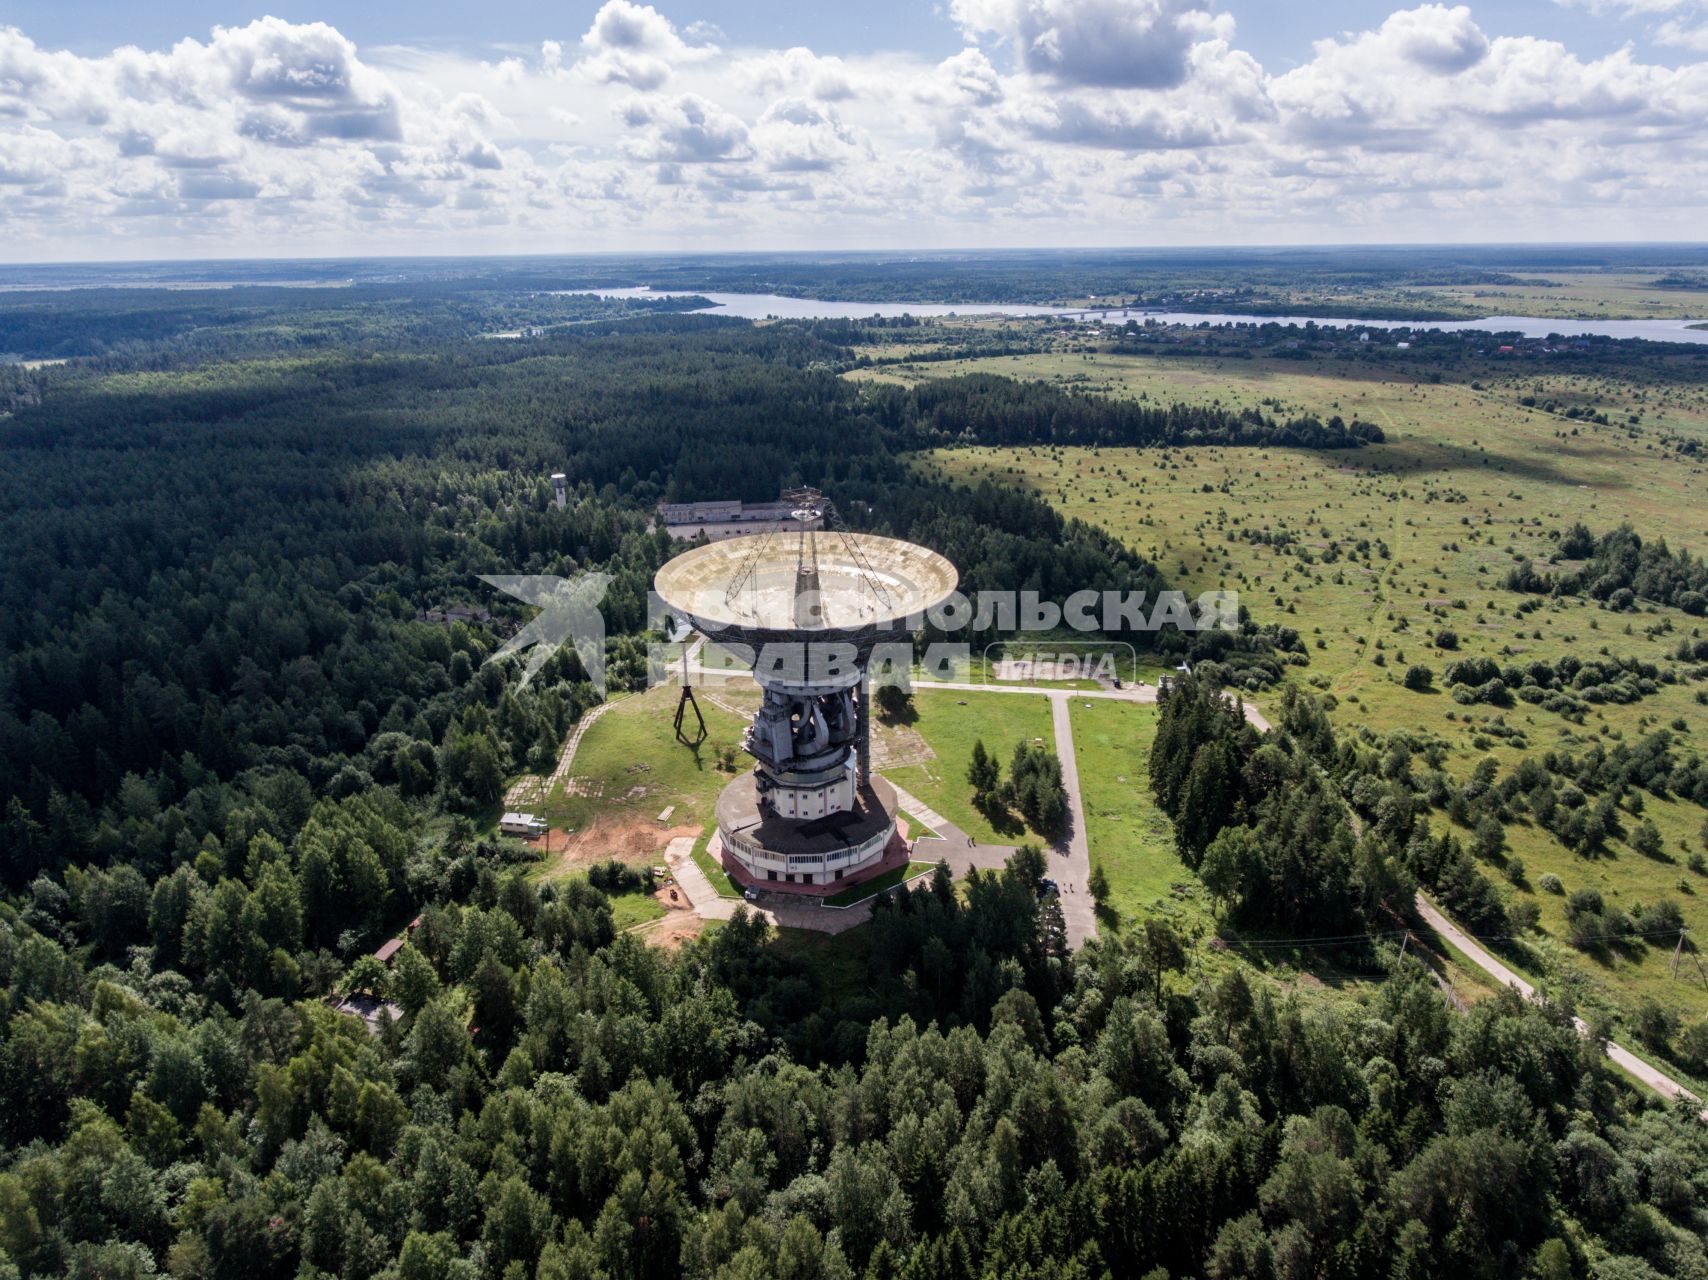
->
888, 780, 1020, 876
1416, 893, 1707, 1119
1047, 694, 1098, 947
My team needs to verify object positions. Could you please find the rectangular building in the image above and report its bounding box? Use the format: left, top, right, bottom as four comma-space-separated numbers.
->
658, 498, 823, 542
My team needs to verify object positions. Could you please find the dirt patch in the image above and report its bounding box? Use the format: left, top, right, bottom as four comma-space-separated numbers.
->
539, 814, 704, 879
653, 883, 694, 912
636, 911, 707, 950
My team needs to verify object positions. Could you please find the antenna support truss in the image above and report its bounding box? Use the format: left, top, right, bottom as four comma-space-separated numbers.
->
720, 486, 892, 614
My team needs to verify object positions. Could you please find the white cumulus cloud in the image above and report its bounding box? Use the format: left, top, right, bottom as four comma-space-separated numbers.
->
949, 0, 1232, 88
576, 0, 717, 91
2, 3, 1708, 257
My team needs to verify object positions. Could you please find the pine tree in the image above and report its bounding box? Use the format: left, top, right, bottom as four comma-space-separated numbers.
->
968, 739, 1000, 800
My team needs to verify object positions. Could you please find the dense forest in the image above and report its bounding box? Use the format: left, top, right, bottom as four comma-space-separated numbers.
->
3, 288, 1707, 1280
0, 302, 1316, 902
5, 651, 1706, 1280
0, 289, 711, 362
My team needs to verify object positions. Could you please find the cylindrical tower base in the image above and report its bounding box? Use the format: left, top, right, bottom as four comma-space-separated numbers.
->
715, 772, 899, 888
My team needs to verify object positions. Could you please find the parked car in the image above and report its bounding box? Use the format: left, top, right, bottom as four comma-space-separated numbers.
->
742, 887, 761, 902
1037, 878, 1060, 898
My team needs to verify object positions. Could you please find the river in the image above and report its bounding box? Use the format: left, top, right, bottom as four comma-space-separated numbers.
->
591, 287, 1708, 345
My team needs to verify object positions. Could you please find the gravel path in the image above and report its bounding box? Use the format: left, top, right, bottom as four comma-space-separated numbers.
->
1415, 893, 1707, 1119
504, 694, 626, 806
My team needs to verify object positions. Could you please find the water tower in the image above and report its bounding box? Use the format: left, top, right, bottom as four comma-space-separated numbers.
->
550, 473, 568, 510
654, 491, 956, 891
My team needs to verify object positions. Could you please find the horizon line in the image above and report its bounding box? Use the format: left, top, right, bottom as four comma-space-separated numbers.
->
4, 239, 1708, 273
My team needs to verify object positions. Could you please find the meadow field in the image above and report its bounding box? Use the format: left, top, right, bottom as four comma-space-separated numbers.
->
895, 343, 1708, 1039
1066, 700, 1198, 930
1407, 270, 1708, 321
521, 684, 750, 873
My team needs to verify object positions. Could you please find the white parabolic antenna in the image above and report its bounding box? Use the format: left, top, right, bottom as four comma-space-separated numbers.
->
654, 531, 958, 642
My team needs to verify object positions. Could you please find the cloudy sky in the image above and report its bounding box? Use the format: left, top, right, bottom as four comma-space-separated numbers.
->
2, 0, 1707, 261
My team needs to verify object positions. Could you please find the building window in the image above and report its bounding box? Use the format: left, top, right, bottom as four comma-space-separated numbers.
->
767, 870, 776, 881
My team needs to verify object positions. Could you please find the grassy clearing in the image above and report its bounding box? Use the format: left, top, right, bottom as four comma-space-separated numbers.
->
913, 349, 1708, 1029
883, 688, 1056, 844
1067, 699, 1208, 933
1491, 803, 1708, 1029
899, 810, 944, 842
543, 684, 749, 836
824, 861, 935, 907
610, 890, 668, 931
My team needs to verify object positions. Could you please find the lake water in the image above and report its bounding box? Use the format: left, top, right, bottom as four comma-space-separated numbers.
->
593, 287, 1708, 345
593, 287, 1071, 321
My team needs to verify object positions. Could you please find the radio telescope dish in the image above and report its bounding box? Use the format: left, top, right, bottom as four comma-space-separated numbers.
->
654, 531, 957, 646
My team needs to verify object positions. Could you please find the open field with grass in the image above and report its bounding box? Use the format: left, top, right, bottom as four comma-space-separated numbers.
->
882, 688, 1056, 844
1067, 700, 1205, 932
913, 348, 1708, 1040
854, 343, 1708, 445
609, 888, 668, 930
1495, 796, 1708, 1037
1407, 271, 1708, 321
523, 685, 748, 877
917, 353, 1708, 709
546, 684, 747, 826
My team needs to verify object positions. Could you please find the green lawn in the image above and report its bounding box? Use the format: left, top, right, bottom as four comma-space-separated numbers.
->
898, 809, 943, 842
691, 826, 744, 898
610, 890, 667, 930
541, 684, 749, 837
884, 689, 1056, 845
825, 861, 935, 907
1068, 699, 1207, 934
